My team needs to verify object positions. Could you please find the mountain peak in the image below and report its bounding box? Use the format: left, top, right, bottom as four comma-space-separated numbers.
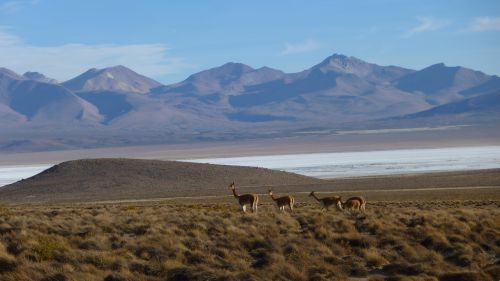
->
185, 62, 254, 82
314, 53, 369, 73
62, 66, 162, 94
218, 62, 254, 72
23, 72, 58, 84
0, 67, 24, 80
102, 65, 130, 72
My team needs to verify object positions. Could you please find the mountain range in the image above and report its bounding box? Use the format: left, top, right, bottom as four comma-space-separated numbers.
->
1, 54, 499, 152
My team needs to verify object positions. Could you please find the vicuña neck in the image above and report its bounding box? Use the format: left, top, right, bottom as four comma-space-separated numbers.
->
269, 193, 277, 201
232, 188, 239, 198
311, 193, 321, 202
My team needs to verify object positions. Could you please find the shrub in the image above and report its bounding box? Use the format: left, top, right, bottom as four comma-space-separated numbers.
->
0, 257, 17, 273
382, 263, 426, 276
40, 273, 68, 281
103, 275, 128, 281
439, 272, 493, 281
31, 236, 67, 262
166, 266, 218, 281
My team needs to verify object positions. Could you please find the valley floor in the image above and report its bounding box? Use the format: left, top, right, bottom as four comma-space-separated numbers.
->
2, 124, 500, 166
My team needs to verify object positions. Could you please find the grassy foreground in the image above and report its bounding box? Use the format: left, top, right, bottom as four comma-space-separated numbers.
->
0, 201, 498, 281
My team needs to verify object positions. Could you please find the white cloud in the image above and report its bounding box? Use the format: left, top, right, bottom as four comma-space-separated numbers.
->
281, 39, 321, 55
467, 16, 500, 32
0, 0, 39, 14
405, 17, 450, 37
0, 28, 189, 81
0, 27, 21, 45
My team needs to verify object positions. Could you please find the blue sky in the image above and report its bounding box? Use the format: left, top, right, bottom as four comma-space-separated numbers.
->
0, 0, 499, 83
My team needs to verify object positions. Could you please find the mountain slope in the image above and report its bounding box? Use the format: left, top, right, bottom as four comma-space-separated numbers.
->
62, 65, 162, 94
0, 68, 103, 125
403, 90, 500, 119
8, 80, 103, 122
152, 62, 285, 97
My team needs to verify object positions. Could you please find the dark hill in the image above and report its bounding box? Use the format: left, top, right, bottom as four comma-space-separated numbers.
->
0, 158, 323, 203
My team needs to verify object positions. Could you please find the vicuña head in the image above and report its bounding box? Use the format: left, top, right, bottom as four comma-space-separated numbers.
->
268, 189, 295, 212
229, 181, 258, 213
309, 191, 342, 211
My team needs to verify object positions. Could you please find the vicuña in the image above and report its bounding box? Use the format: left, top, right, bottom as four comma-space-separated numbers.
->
229, 182, 259, 212
309, 191, 342, 211
268, 189, 295, 212
341, 196, 366, 213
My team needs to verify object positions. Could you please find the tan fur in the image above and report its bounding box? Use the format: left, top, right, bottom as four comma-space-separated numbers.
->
268, 189, 295, 212
230, 182, 259, 212
347, 196, 366, 212
341, 197, 365, 213
309, 191, 342, 211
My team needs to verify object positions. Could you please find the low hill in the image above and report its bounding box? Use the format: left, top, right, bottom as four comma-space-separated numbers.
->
0, 158, 323, 203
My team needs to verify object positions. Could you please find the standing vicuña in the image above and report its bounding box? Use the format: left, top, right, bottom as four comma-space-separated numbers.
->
268, 189, 295, 212
229, 182, 259, 212
309, 191, 342, 211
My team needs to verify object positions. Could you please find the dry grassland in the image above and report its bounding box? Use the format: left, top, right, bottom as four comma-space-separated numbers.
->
0, 200, 498, 281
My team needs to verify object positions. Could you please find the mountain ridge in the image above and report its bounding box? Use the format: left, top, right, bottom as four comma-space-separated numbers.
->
1, 53, 499, 152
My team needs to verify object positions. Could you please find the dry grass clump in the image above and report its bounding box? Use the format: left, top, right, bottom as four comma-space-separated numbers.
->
0, 200, 498, 280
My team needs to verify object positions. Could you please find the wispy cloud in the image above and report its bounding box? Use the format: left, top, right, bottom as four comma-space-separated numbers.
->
467, 16, 500, 32
281, 39, 321, 55
0, 28, 189, 81
404, 17, 450, 37
0, 27, 21, 45
0, 0, 39, 14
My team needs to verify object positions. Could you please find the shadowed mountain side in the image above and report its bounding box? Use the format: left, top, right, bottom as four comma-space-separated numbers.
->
460, 76, 500, 96
397, 90, 500, 120
3, 79, 103, 123
0, 158, 323, 203
76, 91, 134, 123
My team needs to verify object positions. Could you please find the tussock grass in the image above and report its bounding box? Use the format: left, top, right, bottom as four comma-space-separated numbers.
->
0, 201, 498, 280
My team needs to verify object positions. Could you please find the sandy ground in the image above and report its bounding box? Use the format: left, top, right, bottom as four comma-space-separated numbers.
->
74, 185, 500, 206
